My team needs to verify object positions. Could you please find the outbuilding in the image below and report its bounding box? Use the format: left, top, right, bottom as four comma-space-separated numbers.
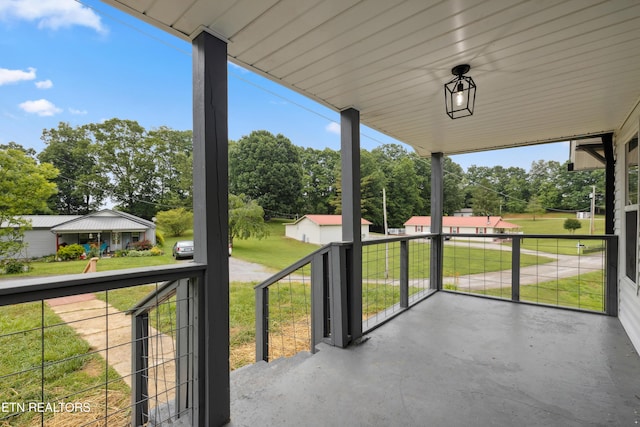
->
285, 215, 372, 245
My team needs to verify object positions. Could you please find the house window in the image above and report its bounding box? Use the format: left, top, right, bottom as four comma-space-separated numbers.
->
625, 137, 639, 282
416, 226, 423, 232
131, 232, 140, 243
477, 228, 485, 234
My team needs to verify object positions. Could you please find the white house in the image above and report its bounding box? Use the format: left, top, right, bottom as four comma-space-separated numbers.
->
2, 209, 156, 258
285, 215, 372, 245
404, 216, 520, 237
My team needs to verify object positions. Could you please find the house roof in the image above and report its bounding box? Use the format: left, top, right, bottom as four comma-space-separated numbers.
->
1, 215, 82, 229
404, 216, 519, 229
51, 209, 156, 233
102, 0, 640, 157
289, 215, 372, 226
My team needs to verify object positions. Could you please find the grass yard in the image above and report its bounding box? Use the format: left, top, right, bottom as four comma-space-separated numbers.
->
0, 303, 130, 427
103, 279, 426, 370
231, 219, 319, 270
507, 216, 607, 255
472, 270, 605, 312
362, 240, 553, 280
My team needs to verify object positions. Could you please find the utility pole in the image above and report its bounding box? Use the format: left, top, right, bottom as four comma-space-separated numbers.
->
590, 185, 596, 235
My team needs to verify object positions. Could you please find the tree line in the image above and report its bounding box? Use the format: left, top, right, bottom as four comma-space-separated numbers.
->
5, 119, 605, 230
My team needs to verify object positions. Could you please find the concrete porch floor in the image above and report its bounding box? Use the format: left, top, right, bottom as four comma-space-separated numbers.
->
230, 292, 640, 426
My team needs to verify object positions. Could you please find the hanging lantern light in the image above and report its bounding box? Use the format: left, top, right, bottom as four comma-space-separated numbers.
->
444, 64, 476, 119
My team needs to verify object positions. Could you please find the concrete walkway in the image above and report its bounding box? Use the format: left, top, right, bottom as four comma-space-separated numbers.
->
47, 293, 177, 404
45, 256, 274, 390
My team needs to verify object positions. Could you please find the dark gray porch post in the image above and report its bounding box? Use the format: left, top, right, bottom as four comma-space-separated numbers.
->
430, 152, 444, 290
603, 133, 615, 235
341, 108, 362, 343
192, 31, 230, 426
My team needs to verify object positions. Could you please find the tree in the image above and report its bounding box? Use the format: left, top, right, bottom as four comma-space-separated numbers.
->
38, 122, 108, 214
470, 178, 501, 216
228, 194, 269, 246
148, 127, 193, 209
229, 131, 303, 217
442, 157, 465, 215
0, 147, 58, 261
299, 147, 339, 214
525, 196, 545, 220
386, 157, 422, 227
89, 119, 161, 219
155, 208, 193, 237
563, 218, 582, 234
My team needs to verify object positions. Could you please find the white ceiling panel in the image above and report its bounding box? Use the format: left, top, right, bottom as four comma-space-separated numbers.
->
101, 0, 640, 157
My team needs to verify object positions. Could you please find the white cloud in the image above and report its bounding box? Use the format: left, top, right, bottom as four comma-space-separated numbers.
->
0, 67, 36, 85
19, 99, 62, 116
0, 0, 107, 34
69, 107, 87, 115
325, 122, 340, 135
35, 79, 52, 89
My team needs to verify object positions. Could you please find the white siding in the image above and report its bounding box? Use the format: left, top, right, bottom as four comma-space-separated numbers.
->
23, 230, 56, 258
615, 99, 640, 353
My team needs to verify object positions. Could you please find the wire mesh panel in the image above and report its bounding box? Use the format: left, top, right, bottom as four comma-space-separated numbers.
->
263, 266, 312, 362
442, 234, 609, 313
517, 237, 607, 312
362, 236, 433, 332
0, 279, 194, 427
443, 236, 514, 298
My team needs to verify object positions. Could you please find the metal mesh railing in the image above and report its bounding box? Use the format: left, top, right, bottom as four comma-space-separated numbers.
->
441, 234, 615, 314
0, 265, 203, 427
362, 236, 434, 332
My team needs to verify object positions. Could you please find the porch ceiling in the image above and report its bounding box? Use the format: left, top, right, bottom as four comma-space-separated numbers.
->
102, 0, 640, 156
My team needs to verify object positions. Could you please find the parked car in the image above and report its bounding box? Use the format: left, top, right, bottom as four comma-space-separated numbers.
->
172, 240, 194, 259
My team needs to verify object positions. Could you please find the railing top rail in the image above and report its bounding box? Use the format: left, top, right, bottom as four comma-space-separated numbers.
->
254, 243, 342, 290
0, 263, 206, 307
442, 233, 617, 239
363, 234, 436, 245
128, 279, 182, 316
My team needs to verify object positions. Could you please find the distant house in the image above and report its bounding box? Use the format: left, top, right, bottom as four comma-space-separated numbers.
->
285, 215, 372, 245
404, 216, 520, 237
2, 209, 156, 258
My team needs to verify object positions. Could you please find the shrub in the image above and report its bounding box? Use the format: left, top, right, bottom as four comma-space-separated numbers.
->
114, 249, 128, 257
57, 244, 85, 261
155, 230, 165, 248
149, 246, 164, 256
3, 259, 27, 274
156, 208, 193, 237
132, 240, 153, 251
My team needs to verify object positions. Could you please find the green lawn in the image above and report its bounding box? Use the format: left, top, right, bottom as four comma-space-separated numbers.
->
507, 216, 607, 255
472, 270, 605, 312
0, 302, 130, 426
231, 219, 319, 270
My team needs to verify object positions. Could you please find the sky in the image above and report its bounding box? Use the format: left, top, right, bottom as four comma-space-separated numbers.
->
0, 0, 570, 172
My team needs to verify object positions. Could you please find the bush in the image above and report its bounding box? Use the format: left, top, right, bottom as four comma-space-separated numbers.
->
149, 246, 164, 256
156, 208, 193, 237
132, 240, 153, 251
3, 259, 27, 274
57, 244, 85, 261
114, 249, 128, 257
155, 230, 165, 248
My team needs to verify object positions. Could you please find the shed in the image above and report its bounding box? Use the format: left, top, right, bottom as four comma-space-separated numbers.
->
285, 215, 372, 245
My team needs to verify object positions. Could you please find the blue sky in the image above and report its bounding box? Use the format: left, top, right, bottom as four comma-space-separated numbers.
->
0, 0, 570, 171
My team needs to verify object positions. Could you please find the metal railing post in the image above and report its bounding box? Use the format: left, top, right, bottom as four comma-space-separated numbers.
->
605, 236, 619, 316
400, 240, 409, 308
310, 252, 327, 351
175, 279, 190, 417
255, 287, 269, 362
329, 244, 349, 347
132, 312, 149, 427
511, 236, 521, 302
